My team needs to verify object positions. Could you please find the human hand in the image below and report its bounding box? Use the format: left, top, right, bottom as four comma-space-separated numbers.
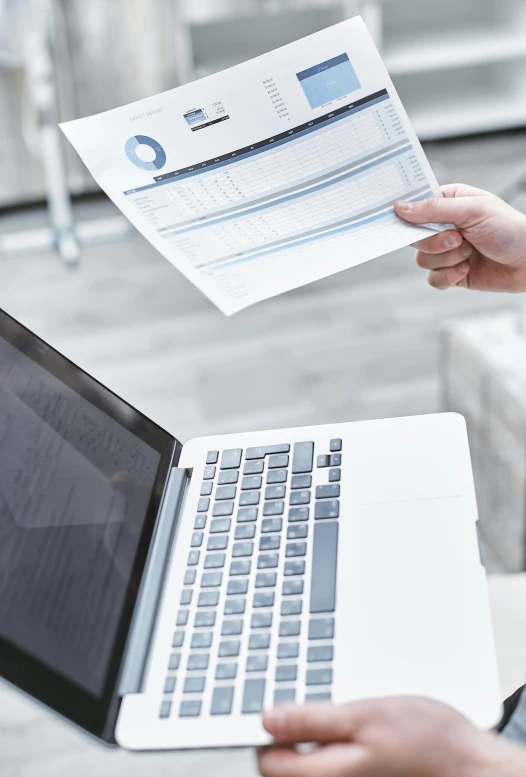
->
394, 184, 526, 291
258, 697, 526, 777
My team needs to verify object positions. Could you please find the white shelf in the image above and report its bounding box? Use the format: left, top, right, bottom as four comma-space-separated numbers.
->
385, 29, 526, 76
411, 100, 526, 142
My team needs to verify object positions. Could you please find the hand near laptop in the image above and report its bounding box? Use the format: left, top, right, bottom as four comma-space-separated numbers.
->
395, 184, 526, 292
258, 698, 526, 777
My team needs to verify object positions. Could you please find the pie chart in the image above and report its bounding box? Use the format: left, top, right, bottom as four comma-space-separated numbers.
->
125, 135, 167, 171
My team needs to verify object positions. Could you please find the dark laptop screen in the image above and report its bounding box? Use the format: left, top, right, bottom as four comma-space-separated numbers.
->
0, 310, 176, 738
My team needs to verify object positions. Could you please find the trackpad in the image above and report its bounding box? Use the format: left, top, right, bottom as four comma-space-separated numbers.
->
341, 497, 501, 728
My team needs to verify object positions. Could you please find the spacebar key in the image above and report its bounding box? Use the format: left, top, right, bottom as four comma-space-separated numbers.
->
310, 521, 338, 613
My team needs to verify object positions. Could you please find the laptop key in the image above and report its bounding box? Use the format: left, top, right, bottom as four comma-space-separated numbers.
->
246, 444, 290, 460
198, 591, 219, 607
224, 598, 246, 615
237, 507, 258, 523
242, 678, 266, 713
233, 542, 254, 557
317, 455, 329, 468
227, 579, 248, 595
168, 653, 181, 670
207, 535, 228, 551
213, 501, 234, 517
307, 669, 333, 686
329, 454, 341, 467
257, 553, 279, 569
265, 484, 286, 500
191, 632, 213, 649
286, 542, 306, 558
249, 633, 270, 650
221, 619, 243, 636
218, 470, 239, 485
194, 515, 207, 530
314, 501, 339, 520
274, 688, 296, 704
221, 448, 242, 469
235, 524, 256, 540
251, 612, 272, 629
184, 569, 196, 585
288, 507, 309, 522
290, 490, 310, 506
283, 579, 304, 596
187, 653, 209, 670
191, 532, 203, 548
195, 611, 216, 627
268, 454, 289, 469
215, 663, 237, 680
241, 475, 262, 490
200, 481, 213, 496
259, 535, 280, 551
180, 589, 193, 605
309, 618, 335, 640
310, 521, 338, 613
210, 518, 231, 533
278, 642, 299, 659
216, 485, 237, 500
254, 591, 275, 608
330, 439, 342, 452
180, 700, 202, 717
284, 561, 305, 576
244, 460, 264, 475
279, 621, 301, 637
207, 450, 219, 464
281, 599, 302, 616
160, 700, 171, 718
306, 692, 332, 702
267, 469, 287, 484
173, 631, 185, 648
328, 468, 341, 482
201, 572, 223, 588
276, 665, 297, 682
308, 645, 334, 662
291, 441, 314, 474
263, 501, 284, 516
218, 640, 241, 657
291, 474, 312, 489
203, 465, 216, 480
247, 655, 268, 672
316, 484, 340, 499
204, 553, 226, 569
197, 497, 210, 512
187, 550, 200, 565
239, 491, 260, 506
287, 524, 308, 539
255, 572, 277, 588
184, 676, 206, 694
211, 686, 234, 715
261, 518, 282, 533
164, 676, 176, 694
230, 560, 251, 576
176, 610, 189, 626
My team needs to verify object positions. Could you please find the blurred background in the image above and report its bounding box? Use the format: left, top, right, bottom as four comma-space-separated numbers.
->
2, 0, 526, 774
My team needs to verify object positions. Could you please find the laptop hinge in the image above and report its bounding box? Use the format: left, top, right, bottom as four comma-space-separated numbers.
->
118, 466, 188, 696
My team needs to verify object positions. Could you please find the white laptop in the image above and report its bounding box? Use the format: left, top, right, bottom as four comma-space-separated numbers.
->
0, 309, 501, 749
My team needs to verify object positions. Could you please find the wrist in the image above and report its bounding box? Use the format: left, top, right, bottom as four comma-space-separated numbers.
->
462, 733, 526, 777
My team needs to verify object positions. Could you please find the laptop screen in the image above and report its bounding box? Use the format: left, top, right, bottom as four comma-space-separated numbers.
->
0, 310, 176, 739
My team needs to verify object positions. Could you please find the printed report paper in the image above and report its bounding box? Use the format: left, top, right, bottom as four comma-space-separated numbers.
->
61, 16, 442, 316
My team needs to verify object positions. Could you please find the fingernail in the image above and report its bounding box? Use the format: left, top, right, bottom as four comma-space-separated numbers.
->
396, 200, 412, 213
461, 241, 471, 257
265, 706, 288, 734
458, 261, 470, 275
445, 234, 460, 249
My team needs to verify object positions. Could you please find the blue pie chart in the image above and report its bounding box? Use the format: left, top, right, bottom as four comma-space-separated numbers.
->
125, 135, 167, 171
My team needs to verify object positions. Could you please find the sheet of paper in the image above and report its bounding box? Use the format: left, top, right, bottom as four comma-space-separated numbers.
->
61, 16, 442, 316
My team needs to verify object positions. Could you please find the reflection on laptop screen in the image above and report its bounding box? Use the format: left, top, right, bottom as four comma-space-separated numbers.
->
0, 335, 161, 696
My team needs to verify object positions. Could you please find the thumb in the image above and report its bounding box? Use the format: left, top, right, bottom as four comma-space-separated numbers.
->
263, 703, 361, 744
394, 195, 489, 229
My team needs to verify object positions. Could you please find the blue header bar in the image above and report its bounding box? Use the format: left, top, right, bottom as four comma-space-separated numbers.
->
296, 53, 350, 82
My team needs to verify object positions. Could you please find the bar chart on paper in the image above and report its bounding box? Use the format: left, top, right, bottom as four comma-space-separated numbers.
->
123, 89, 433, 306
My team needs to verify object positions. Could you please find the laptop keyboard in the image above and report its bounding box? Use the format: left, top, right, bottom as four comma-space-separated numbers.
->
159, 439, 341, 719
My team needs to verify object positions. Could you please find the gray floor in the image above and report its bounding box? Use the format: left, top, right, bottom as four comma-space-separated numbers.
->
1, 129, 526, 774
